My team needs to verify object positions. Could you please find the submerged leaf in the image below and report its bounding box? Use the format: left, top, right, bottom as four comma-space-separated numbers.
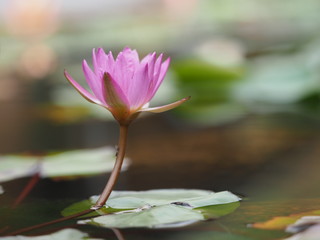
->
250, 209, 320, 230
0, 228, 103, 240
65, 189, 241, 229
0, 147, 130, 182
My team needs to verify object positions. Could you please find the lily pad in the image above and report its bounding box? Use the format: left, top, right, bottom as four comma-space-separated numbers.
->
0, 147, 130, 182
0, 155, 39, 182
63, 189, 241, 229
234, 55, 319, 105
41, 147, 130, 178
90, 189, 241, 209
0, 228, 103, 240
61, 199, 110, 219
79, 204, 205, 229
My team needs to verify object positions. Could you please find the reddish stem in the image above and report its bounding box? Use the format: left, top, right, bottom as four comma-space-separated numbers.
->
92, 124, 129, 209
12, 172, 40, 208
5, 124, 129, 235
0, 226, 9, 234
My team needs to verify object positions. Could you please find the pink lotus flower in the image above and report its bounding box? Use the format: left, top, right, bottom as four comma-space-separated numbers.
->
64, 47, 189, 125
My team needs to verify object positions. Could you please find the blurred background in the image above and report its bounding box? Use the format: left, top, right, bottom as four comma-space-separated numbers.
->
1, 0, 320, 201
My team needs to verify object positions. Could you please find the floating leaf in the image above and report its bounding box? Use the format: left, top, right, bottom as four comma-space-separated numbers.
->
0, 228, 103, 240
172, 60, 244, 125
64, 189, 240, 229
89, 189, 241, 209
0, 155, 39, 182
41, 147, 130, 178
250, 209, 320, 230
197, 201, 240, 219
0, 147, 130, 182
234, 54, 320, 106
60, 199, 122, 219
79, 204, 204, 229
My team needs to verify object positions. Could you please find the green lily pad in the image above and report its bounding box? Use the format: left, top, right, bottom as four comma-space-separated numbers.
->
0, 228, 103, 240
0, 147, 130, 182
60, 199, 122, 219
63, 189, 240, 229
0, 155, 39, 182
196, 201, 240, 218
41, 147, 130, 178
90, 189, 241, 209
234, 55, 319, 106
79, 204, 205, 229
172, 60, 243, 118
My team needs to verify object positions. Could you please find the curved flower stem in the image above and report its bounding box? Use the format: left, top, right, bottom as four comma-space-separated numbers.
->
92, 124, 129, 209
12, 172, 40, 208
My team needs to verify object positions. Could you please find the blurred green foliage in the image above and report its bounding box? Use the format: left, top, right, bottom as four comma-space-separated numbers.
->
173, 60, 243, 105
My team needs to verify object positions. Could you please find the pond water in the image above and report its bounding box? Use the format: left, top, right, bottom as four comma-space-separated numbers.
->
1, 111, 320, 239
